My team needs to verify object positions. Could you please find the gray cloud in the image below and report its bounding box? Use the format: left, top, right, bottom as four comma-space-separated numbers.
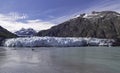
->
0, 12, 55, 32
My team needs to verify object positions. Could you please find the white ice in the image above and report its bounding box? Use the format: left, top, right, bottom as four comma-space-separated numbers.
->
4, 37, 114, 47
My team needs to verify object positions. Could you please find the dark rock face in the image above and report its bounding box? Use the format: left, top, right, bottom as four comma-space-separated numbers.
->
112, 38, 120, 46
0, 38, 4, 45
0, 26, 17, 38
37, 11, 120, 39
0, 26, 17, 46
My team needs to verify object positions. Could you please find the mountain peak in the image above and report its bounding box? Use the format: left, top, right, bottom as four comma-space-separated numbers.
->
73, 11, 120, 19
15, 28, 37, 36
37, 11, 120, 39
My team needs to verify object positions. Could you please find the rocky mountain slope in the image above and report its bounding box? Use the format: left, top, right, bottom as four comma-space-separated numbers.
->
0, 26, 17, 45
37, 11, 120, 39
0, 26, 17, 38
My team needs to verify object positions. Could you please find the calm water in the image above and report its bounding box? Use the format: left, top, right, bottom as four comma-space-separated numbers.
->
0, 47, 120, 73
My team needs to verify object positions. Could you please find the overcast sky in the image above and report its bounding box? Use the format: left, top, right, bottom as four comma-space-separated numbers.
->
0, 0, 120, 32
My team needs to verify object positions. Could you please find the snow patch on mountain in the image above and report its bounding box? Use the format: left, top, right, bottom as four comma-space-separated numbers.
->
15, 28, 37, 36
73, 11, 120, 19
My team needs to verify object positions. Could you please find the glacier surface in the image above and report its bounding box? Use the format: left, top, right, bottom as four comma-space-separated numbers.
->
4, 37, 114, 47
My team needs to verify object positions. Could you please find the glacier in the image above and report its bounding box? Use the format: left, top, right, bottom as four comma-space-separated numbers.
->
3, 37, 114, 47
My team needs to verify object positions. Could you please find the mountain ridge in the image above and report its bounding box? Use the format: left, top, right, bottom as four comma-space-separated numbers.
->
15, 28, 37, 36
37, 11, 120, 39
0, 26, 17, 38
0, 26, 17, 45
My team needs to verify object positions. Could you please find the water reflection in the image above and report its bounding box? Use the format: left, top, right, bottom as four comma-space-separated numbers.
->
0, 47, 7, 68
0, 47, 120, 73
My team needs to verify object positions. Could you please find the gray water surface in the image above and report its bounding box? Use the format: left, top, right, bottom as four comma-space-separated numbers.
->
0, 47, 120, 73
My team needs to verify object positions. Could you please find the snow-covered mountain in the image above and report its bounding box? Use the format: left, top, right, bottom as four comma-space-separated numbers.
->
73, 11, 120, 19
37, 11, 120, 39
15, 28, 37, 36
